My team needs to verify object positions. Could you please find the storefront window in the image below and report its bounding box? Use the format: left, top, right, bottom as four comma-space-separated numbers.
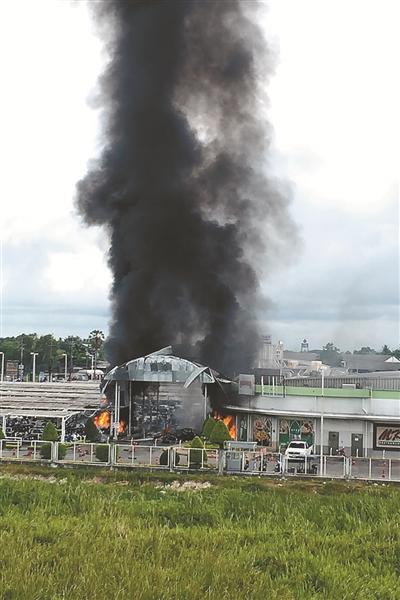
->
237, 415, 248, 441
252, 416, 272, 446
279, 419, 314, 446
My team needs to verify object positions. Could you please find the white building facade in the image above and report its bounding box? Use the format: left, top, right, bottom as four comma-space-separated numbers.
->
227, 385, 400, 458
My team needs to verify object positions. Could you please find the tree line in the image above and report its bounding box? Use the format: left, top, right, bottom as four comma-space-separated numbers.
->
311, 343, 400, 368
0, 331, 106, 377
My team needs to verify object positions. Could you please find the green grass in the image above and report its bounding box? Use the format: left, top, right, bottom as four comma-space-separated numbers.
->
0, 465, 399, 599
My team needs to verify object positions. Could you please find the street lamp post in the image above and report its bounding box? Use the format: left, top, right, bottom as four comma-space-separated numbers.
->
30, 352, 38, 383
87, 354, 94, 378
62, 353, 67, 381
0, 352, 4, 383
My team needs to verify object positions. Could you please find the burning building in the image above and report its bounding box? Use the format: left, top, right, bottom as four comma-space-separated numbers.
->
101, 346, 233, 439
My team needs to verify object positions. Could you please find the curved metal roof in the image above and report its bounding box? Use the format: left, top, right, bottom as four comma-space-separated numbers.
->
105, 348, 217, 386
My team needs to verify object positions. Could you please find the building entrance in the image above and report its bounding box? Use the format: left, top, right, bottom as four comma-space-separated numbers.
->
328, 431, 339, 454
351, 433, 364, 457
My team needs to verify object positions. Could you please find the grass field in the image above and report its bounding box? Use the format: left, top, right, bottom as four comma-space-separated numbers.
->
0, 465, 399, 599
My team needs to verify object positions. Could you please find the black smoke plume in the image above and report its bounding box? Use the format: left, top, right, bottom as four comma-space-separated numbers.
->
76, 0, 296, 377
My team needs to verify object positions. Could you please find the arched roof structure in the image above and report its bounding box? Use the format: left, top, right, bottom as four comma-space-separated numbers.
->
104, 347, 230, 388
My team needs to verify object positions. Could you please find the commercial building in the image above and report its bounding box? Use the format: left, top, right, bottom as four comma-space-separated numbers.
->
226, 380, 400, 458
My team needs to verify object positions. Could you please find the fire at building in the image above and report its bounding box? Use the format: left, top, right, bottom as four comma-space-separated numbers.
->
92, 346, 235, 441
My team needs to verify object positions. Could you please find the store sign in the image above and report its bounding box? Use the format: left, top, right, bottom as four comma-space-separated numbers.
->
6, 360, 19, 378
374, 424, 400, 450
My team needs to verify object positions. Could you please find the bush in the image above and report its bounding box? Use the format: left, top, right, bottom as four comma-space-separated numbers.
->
57, 444, 67, 460
190, 436, 206, 469
95, 445, 110, 463
201, 416, 216, 440
39, 443, 52, 460
42, 422, 58, 442
160, 448, 180, 467
209, 420, 231, 448
159, 449, 169, 466
85, 419, 100, 442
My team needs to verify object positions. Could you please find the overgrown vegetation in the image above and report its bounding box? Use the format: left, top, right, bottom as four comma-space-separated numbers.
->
0, 464, 399, 599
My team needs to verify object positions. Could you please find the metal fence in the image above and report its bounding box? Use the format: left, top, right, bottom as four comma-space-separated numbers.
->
2, 439, 400, 482
0, 439, 51, 462
173, 447, 219, 471
56, 442, 110, 465
114, 444, 167, 468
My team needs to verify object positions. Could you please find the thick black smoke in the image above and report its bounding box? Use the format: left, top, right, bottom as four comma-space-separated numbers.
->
76, 0, 296, 377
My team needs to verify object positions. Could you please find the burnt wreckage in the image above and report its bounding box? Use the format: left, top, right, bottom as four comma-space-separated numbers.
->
98, 347, 233, 439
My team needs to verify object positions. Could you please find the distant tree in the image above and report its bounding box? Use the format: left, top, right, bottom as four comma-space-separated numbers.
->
202, 416, 216, 440
88, 330, 105, 374
209, 420, 231, 448
0, 337, 20, 361
85, 418, 100, 442
42, 422, 59, 442
322, 342, 340, 352
353, 347, 376, 355
319, 343, 341, 367
382, 345, 391, 355
36, 334, 58, 377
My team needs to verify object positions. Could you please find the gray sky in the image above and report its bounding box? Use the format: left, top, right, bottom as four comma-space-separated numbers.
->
0, 0, 398, 352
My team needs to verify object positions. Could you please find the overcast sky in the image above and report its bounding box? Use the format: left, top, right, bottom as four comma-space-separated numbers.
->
0, 0, 398, 352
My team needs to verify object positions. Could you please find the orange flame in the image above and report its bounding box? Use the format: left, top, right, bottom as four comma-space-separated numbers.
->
94, 411, 126, 434
94, 410, 110, 429
213, 412, 236, 439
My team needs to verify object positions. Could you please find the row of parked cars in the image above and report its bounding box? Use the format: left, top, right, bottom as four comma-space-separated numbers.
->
4, 417, 47, 440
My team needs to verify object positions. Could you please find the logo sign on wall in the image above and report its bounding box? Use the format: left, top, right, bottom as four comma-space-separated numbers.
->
374, 423, 400, 450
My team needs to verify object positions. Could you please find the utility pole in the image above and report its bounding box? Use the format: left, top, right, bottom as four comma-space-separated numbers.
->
30, 352, 38, 382
69, 340, 74, 381
62, 353, 67, 381
19, 335, 24, 381
0, 352, 4, 383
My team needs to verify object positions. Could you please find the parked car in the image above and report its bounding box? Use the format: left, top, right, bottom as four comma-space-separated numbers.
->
285, 440, 314, 459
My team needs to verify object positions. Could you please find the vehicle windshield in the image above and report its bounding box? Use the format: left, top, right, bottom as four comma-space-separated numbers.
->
289, 442, 306, 448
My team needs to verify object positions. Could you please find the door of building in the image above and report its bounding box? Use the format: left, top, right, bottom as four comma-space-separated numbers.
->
328, 431, 339, 454
351, 433, 364, 457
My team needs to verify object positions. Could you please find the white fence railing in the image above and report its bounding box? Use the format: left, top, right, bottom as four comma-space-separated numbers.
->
0, 439, 52, 461
2, 439, 400, 481
56, 442, 110, 465
173, 447, 219, 470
